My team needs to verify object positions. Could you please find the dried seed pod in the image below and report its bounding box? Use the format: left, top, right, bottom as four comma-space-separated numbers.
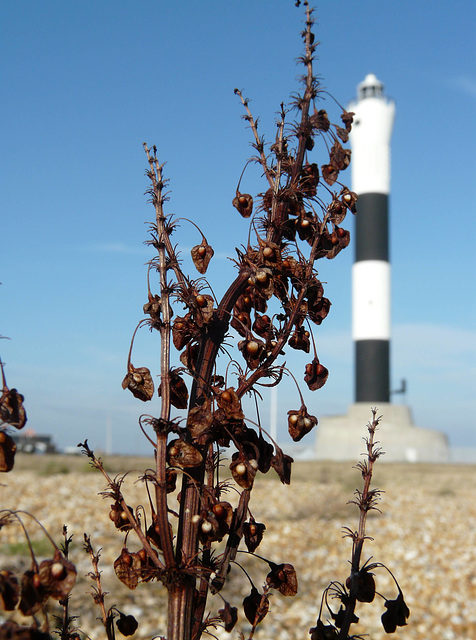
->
147, 516, 173, 551
187, 399, 214, 444
296, 212, 316, 241
114, 548, 141, 590
191, 238, 214, 274
341, 187, 358, 213
310, 108, 330, 131
257, 237, 281, 265
218, 601, 238, 632
192, 293, 214, 326
216, 387, 244, 421
231, 309, 251, 337
19, 569, 48, 615
180, 341, 199, 373
0, 570, 20, 611
243, 586, 269, 625
308, 296, 331, 326
37, 550, 76, 600
122, 365, 154, 401
230, 452, 258, 489
212, 501, 233, 529
304, 357, 329, 391
234, 293, 253, 313
329, 140, 351, 172
232, 191, 253, 218
332, 605, 359, 629
306, 277, 324, 303
252, 314, 271, 338
165, 467, 177, 493
341, 109, 355, 133
158, 369, 188, 410
327, 194, 347, 225
0, 387, 27, 429
252, 268, 274, 299
270, 446, 293, 485
109, 501, 136, 532
299, 163, 319, 197
143, 293, 161, 321
266, 562, 298, 596
167, 438, 203, 469
172, 313, 197, 350
310, 620, 340, 640
238, 338, 266, 370
349, 569, 376, 603
335, 125, 350, 143
0, 431, 16, 472
287, 405, 318, 442
256, 430, 274, 473
197, 507, 231, 544
321, 163, 339, 186
116, 611, 139, 636
318, 226, 350, 260
289, 327, 310, 353
381, 592, 410, 633
243, 517, 266, 553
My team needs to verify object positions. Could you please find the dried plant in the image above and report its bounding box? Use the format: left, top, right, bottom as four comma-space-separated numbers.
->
78, 3, 361, 638
0, 359, 27, 472
0, 3, 408, 639
310, 410, 410, 639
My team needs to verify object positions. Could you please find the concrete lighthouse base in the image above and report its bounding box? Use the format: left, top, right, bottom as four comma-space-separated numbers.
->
315, 403, 449, 463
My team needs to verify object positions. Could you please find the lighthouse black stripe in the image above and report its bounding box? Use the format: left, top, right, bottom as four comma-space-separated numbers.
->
355, 339, 390, 403
355, 193, 389, 262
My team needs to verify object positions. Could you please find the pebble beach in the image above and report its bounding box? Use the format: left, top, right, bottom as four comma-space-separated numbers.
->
0, 455, 475, 639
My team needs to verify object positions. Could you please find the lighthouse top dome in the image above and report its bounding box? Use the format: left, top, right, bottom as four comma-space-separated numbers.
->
357, 73, 385, 100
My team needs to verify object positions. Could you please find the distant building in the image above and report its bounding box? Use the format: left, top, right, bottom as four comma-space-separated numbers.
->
13, 432, 57, 454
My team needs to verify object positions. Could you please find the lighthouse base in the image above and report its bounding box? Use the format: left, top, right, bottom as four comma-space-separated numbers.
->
314, 403, 449, 463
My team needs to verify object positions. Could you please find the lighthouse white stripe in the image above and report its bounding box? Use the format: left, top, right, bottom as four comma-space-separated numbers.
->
348, 97, 395, 195
352, 261, 391, 341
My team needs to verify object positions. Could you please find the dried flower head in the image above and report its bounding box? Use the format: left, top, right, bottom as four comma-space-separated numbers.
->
381, 591, 410, 633
0, 570, 20, 611
266, 562, 298, 596
0, 386, 27, 429
243, 586, 269, 625
243, 517, 266, 553
191, 238, 214, 274
287, 405, 318, 442
114, 548, 141, 590
304, 357, 329, 391
167, 438, 203, 469
232, 191, 253, 218
116, 611, 139, 636
0, 432, 17, 472
37, 550, 76, 600
218, 601, 238, 632
122, 365, 154, 401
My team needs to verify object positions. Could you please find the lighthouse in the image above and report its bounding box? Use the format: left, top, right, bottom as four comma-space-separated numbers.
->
349, 74, 394, 403
313, 75, 449, 462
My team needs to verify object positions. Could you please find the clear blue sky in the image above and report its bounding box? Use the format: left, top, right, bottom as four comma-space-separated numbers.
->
1, 0, 475, 454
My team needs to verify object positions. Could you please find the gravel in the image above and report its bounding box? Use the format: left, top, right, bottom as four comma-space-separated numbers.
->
0, 456, 475, 639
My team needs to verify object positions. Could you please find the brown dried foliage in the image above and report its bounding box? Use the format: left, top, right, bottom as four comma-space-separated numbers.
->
0, 4, 406, 640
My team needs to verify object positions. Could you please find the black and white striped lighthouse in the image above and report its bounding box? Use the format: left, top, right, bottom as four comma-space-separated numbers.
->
314, 75, 449, 462
349, 74, 395, 403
